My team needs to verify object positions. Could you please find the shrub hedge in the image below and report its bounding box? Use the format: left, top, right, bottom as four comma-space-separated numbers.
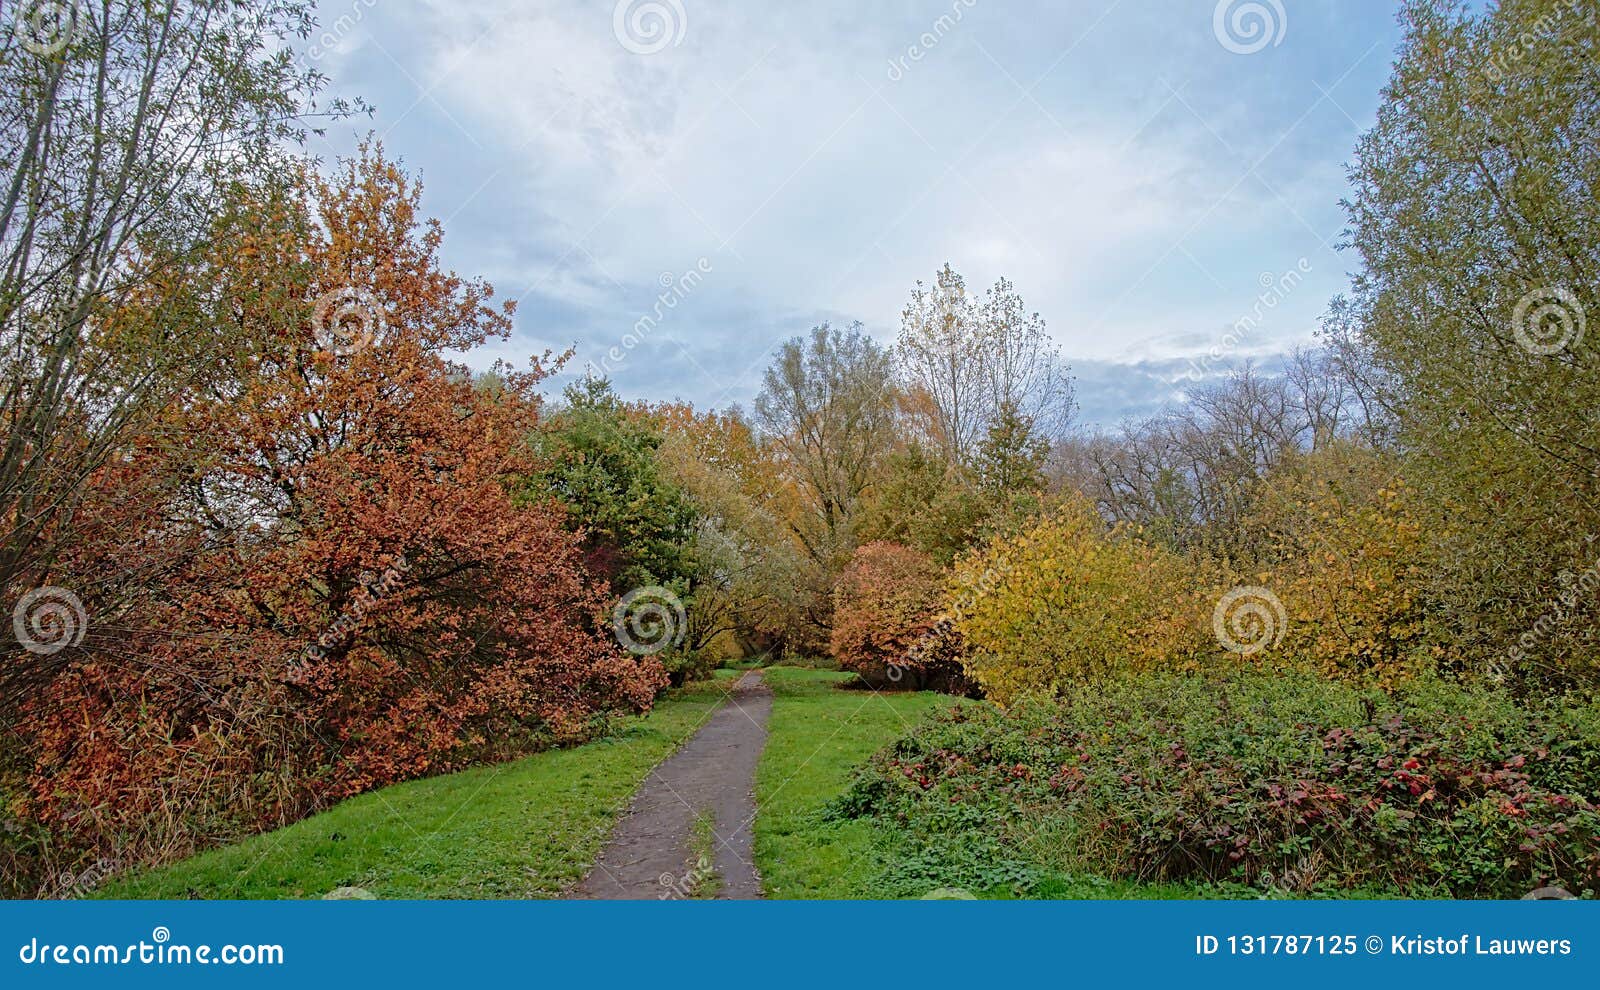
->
947, 498, 1208, 703
833, 672, 1600, 898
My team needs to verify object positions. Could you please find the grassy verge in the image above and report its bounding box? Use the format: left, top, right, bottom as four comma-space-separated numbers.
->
752, 668, 1220, 899
102, 678, 736, 899
753, 667, 958, 898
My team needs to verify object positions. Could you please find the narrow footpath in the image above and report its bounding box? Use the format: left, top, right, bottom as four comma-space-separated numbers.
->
573, 670, 772, 899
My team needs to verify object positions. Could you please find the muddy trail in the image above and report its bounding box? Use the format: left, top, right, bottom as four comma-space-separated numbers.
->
572, 670, 772, 899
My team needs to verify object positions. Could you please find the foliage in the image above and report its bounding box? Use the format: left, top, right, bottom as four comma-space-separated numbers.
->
651, 403, 804, 658
0, 0, 359, 718
3, 149, 663, 894
1344, 0, 1600, 688
948, 498, 1208, 704
829, 542, 967, 692
836, 672, 1600, 898
1239, 443, 1440, 688
1059, 356, 1373, 556
528, 378, 698, 592
855, 443, 985, 565
754, 322, 895, 562
896, 264, 1075, 466
654, 649, 721, 688
856, 408, 1052, 567
974, 402, 1049, 499
99, 679, 731, 899
752, 322, 897, 651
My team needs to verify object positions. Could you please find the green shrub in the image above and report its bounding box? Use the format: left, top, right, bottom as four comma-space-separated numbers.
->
660, 648, 719, 687
834, 672, 1600, 898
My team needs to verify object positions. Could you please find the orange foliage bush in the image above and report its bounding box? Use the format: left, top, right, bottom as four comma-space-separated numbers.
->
830, 542, 967, 691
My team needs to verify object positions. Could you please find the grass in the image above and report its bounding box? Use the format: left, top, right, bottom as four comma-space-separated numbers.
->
751, 667, 1221, 900
689, 813, 722, 899
753, 667, 959, 898
101, 677, 737, 899
104, 665, 1228, 900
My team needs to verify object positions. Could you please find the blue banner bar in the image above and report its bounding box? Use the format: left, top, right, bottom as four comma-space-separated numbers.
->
2, 900, 1594, 988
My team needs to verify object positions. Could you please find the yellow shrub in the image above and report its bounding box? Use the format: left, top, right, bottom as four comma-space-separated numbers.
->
1233, 443, 1441, 689
948, 498, 1208, 705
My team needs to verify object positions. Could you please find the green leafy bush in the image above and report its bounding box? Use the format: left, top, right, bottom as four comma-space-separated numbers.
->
834, 672, 1600, 898
659, 648, 720, 687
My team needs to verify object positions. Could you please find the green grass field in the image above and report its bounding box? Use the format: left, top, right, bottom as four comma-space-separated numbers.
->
102, 677, 736, 899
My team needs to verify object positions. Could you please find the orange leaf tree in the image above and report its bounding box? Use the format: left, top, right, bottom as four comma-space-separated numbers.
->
20, 147, 663, 872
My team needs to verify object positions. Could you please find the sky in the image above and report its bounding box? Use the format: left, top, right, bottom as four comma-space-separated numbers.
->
301, 0, 1409, 429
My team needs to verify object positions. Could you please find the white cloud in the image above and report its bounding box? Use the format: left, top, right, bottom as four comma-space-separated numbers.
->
324, 0, 1396, 423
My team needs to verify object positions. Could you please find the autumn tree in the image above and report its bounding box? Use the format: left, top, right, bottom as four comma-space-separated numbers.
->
830, 541, 967, 692
650, 402, 803, 658
897, 265, 1075, 466
9, 148, 662, 889
754, 323, 895, 563
1071, 359, 1369, 555
950, 497, 1207, 704
1344, 0, 1600, 683
750, 323, 896, 651
0, 1, 355, 675
897, 265, 989, 465
975, 401, 1049, 498
855, 442, 984, 565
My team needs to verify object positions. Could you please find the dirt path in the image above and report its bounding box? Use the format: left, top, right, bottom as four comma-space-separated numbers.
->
572, 670, 772, 899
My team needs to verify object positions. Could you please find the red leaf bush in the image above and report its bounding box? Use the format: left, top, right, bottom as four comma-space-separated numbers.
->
829, 542, 969, 692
